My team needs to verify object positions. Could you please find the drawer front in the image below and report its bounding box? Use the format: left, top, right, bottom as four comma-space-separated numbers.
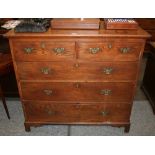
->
24, 102, 79, 122
78, 41, 143, 61
79, 103, 131, 122
24, 101, 130, 123
20, 82, 134, 102
12, 40, 75, 61
16, 62, 138, 81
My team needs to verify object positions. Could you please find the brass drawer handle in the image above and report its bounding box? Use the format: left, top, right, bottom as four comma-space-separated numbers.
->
43, 89, 53, 96
75, 83, 80, 88
41, 42, 45, 49
24, 47, 34, 54
41, 67, 51, 75
120, 47, 131, 54
100, 89, 112, 95
74, 63, 79, 68
75, 104, 80, 109
103, 67, 113, 75
89, 47, 101, 54
53, 48, 65, 54
101, 111, 109, 116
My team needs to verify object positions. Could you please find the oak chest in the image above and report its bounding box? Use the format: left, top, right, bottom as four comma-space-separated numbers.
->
5, 27, 150, 132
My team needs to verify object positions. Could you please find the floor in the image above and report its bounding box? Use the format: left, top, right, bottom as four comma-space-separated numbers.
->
0, 56, 155, 136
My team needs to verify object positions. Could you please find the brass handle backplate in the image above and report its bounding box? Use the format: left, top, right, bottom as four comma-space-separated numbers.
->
103, 67, 113, 75
74, 63, 79, 68
24, 47, 34, 54
43, 89, 53, 96
41, 67, 51, 75
89, 47, 101, 54
100, 89, 112, 95
53, 48, 65, 54
120, 47, 131, 54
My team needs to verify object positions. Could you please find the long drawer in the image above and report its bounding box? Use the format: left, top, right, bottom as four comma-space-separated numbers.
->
12, 40, 75, 61
20, 82, 134, 102
16, 61, 138, 81
24, 101, 131, 123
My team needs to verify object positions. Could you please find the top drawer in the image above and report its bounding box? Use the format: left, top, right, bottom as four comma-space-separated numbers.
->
77, 40, 144, 61
11, 40, 75, 61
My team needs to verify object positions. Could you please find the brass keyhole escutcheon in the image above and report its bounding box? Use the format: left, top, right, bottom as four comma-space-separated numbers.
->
75, 104, 80, 109
41, 42, 45, 49
75, 83, 80, 88
74, 63, 79, 68
101, 111, 109, 116
108, 44, 112, 49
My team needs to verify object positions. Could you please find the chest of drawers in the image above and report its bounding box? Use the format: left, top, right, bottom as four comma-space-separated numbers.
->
5, 28, 150, 132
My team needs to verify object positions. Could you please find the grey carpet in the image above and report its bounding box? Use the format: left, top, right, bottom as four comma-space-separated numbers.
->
0, 99, 155, 136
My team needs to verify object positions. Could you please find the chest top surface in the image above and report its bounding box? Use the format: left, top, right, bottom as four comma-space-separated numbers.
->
4, 27, 151, 39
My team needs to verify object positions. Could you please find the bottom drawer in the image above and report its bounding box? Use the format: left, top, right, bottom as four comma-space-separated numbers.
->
23, 101, 131, 123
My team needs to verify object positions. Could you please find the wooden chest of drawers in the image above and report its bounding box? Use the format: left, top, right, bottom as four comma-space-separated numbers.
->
5, 27, 150, 132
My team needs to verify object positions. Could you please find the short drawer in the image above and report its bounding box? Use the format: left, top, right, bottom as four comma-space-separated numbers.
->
77, 40, 144, 61
12, 40, 75, 61
16, 61, 138, 81
20, 82, 134, 102
24, 101, 131, 123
